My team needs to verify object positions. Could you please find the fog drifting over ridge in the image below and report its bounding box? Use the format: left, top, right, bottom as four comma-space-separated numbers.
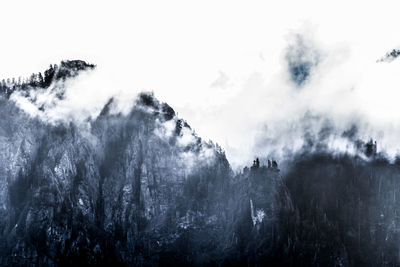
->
3, 1, 400, 169
9, 32, 400, 170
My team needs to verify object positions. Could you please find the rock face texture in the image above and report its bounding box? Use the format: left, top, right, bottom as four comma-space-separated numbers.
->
5, 61, 400, 266
0, 62, 281, 266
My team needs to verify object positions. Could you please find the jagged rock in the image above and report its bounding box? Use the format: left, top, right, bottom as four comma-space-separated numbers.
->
0, 76, 248, 266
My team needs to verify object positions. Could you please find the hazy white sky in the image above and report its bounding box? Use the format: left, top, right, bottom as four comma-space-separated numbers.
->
3, 0, 400, 168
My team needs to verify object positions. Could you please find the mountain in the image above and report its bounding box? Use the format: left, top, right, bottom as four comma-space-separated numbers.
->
377, 49, 400, 63
0, 61, 282, 266
0, 60, 95, 95
0, 60, 96, 113
3, 60, 400, 266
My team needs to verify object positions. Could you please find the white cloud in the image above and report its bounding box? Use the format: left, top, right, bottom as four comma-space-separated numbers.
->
4, 0, 400, 169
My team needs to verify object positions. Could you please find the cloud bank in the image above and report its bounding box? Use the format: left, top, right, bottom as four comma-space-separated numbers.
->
6, 22, 400, 170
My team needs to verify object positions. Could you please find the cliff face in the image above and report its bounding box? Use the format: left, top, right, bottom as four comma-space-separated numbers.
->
8, 61, 400, 266
8, 61, 385, 266
2, 60, 275, 266
0, 81, 242, 265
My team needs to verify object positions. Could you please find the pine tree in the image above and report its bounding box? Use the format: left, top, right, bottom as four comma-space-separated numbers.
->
29, 73, 37, 85
38, 72, 44, 86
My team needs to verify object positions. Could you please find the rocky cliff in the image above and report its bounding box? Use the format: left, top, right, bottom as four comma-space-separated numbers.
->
0, 61, 282, 266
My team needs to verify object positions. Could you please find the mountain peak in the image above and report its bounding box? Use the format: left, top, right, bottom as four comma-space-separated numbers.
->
0, 60, 95, 96
377, 49, 400, 62
57, 60, 96, 80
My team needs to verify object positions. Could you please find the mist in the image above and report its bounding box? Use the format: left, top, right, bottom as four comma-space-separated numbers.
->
5, 1, 400, 265
3, 1, 400, 170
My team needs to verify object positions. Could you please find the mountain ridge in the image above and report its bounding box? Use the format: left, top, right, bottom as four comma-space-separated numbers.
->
3, 60, 400, 266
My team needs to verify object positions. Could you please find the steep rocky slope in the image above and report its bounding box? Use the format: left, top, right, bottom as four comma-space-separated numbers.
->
7, 61, 400, 266
0, 62, 283, 266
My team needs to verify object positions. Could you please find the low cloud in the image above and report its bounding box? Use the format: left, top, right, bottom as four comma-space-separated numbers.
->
7, 26, 400, 171
210, 71, 230, 90
285, 31, 321, 87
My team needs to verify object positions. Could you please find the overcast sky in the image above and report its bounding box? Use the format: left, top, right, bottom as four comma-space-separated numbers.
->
2, 0, 400, 168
